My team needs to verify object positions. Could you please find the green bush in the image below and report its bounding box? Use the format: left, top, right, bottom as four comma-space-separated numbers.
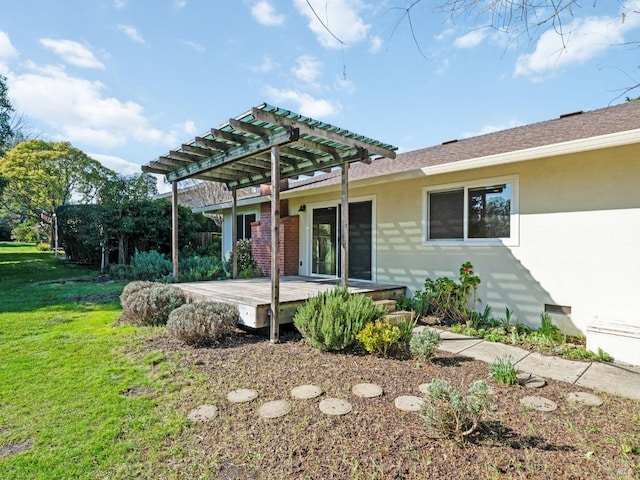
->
129, 249, 172, 281
418, 379, 492, 442
167, 302, 238, 346
36, 242, 50, 251
356, 320, 402, 357
293, 287, 387, 352
488, 356, 518, 385
414, 262, 481, 325
108, 264, 133, 280
409, 328, 442, 362
178, 256, 228, 282
120, 283, 187, 326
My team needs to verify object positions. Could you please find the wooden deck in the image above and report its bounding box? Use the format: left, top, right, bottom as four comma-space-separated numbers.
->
176, 276, 406, 329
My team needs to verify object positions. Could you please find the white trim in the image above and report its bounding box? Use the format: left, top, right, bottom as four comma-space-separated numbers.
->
303, 195, 377, 282
422, 175, 519, 247
421, 128, 640, 176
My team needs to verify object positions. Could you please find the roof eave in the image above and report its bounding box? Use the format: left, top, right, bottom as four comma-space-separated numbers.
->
420, 128, 640, 177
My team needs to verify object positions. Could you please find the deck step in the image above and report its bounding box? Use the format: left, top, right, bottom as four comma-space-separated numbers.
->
385, 310, 414, 325
374, 299, 397, 313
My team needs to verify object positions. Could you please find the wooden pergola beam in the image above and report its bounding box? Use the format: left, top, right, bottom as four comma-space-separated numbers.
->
166, 127, 299, 183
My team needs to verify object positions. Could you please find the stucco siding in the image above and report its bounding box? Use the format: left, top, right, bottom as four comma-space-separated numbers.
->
367, 145, 640, 336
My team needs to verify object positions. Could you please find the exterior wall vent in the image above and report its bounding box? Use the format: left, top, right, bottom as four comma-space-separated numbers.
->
544, 304, 572, 315
559, 110, 583, 119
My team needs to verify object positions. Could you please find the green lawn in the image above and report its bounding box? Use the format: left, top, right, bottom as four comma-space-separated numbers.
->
0, 243, 205, 479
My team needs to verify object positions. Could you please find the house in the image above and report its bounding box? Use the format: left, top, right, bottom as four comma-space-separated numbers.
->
196, 101, 640, 366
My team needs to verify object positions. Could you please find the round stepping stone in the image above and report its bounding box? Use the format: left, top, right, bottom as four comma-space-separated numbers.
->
291, 384, 323, 399
520, 395, 558, 412
418, 383, 431, 395
517, 373, 547, 389
352, 383, 383, 398
259, 400, 291, 419
567, 391, 604, 407
227, 388, 259, 404
186, 404, 218, 422
319, 398, 352, 416
394, 395, 425, 412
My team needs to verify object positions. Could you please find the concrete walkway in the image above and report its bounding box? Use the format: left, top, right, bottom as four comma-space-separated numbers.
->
422, 327, 640, 401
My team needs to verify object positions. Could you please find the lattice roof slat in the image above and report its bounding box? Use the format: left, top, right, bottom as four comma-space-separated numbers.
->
142, 103, 397, 189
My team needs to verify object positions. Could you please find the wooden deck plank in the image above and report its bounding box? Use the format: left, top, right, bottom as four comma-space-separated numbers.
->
176, 276, 406, 329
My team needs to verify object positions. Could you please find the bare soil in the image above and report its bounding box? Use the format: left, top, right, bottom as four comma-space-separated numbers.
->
145, 327, 640, 479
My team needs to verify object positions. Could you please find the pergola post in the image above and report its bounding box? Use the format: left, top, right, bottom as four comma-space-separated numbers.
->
340, 162, 349, 287
270, 146, 281, 344
171, 180, 179, 280
231, 189, 238, 279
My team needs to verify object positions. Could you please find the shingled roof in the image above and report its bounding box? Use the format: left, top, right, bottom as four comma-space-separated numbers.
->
283, 101, 640, 194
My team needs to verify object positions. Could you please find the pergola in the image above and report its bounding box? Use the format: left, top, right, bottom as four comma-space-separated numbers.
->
142, 104, 397, 342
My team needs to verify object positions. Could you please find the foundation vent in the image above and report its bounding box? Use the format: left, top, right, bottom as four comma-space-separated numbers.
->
544, 304, 572, 315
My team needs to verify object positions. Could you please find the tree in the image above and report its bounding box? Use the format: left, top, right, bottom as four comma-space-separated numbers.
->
0, 140, 115, 240
0, 75, 13, 158
98, 173, 159, 265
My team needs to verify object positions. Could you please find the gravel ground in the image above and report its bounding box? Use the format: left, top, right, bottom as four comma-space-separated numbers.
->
145, 327, 640, 479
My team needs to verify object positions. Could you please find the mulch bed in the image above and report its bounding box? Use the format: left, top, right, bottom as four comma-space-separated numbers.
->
144, 328, 640, 479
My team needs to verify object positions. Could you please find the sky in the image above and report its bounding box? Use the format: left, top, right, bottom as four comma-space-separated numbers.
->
1, 1, 640, 193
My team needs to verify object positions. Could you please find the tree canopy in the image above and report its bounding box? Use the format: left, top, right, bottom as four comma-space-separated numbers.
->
0, 140, 115, 225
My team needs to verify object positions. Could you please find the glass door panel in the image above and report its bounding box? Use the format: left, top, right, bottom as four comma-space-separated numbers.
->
312, 207, 337, 276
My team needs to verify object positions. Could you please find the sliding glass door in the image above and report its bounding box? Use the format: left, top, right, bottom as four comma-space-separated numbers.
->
311, 201, 372, 280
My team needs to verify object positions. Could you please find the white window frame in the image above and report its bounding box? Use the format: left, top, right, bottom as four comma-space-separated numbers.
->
422, 175, 519, 246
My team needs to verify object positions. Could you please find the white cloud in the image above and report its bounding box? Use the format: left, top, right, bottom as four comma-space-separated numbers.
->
89, 152, 142, 175
264, 86, 340, 118
454, 30, 486, 48
369, 35, 382, 53
250, 55, 277, 73
117, 24, 146, 44
7, 62, 173, 149
40, 38, 105, 69
293, 0, 370, 49
434, 28, 455, 42
175, 0, 187, 8
184, 40, 205, 52
436, 58, 450, 75
292, 55, 322, 84
251, 1, 285, 26
462, 119, 522, 138
515, 5, 640, 77
0, 32, 17, 74
114, 0, 126, 9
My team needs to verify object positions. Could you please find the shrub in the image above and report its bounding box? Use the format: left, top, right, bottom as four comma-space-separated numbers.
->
293, 287, 387, 352
234, 239, 263, 278
129, 249, 172, 281
418, 378, 493, 442
36, 242, 51, 251
167, 302, 238, 346
120, 283, 187, 326
397, 315, 418, 342
489, 356, 518, 385
120, 280, 158, 305
409, 328, 442, 362
414, 262, 482, 325
178, 256, 228, 282
356, 320, 402, 357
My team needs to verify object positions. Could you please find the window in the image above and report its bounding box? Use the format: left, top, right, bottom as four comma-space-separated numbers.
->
424, 177, 517, 245
236, 213, 256, 240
